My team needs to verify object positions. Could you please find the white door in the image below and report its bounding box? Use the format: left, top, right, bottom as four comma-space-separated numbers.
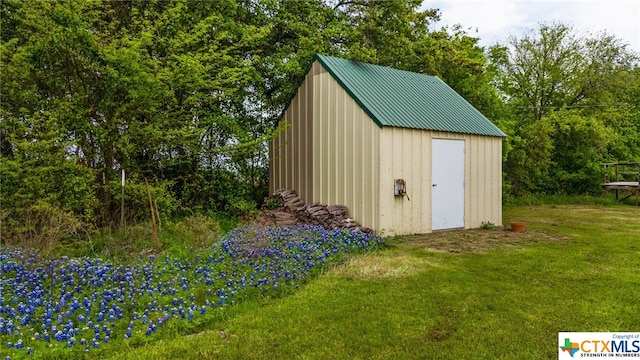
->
431, 139, 465, 230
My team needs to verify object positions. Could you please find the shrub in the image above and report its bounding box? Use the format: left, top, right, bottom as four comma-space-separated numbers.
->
225, 198, 258, 219
1, 200, 87, 251
167, 214, 222, 249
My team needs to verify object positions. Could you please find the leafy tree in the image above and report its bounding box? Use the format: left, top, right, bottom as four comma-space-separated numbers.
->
490, 22, 640, 195
326, 0, 507, 124
543, 110, 617, 194
1, 0, 516, 245
502, 120, 554, 195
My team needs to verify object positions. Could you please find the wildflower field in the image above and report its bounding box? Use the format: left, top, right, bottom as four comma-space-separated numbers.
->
0, 225, 382, 359
114, 204, 639, 359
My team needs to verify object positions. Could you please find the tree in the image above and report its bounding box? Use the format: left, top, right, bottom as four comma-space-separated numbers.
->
490, 22, 640, 195
1, 0, 511, 245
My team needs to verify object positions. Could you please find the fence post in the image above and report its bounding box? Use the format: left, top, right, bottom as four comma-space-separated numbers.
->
145, 178, 159, 245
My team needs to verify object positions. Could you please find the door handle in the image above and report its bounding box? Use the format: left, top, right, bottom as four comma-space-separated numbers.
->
432, 184, 437, 187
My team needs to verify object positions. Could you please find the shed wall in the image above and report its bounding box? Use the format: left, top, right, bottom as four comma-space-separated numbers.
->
378, 127, 430, 234
269, 61, 326, 202
312, 72, 381, 230
271, 61, 503, 236
379, 129, 502, 235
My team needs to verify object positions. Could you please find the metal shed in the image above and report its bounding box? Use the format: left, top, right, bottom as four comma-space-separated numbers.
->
270, 55, 506, 235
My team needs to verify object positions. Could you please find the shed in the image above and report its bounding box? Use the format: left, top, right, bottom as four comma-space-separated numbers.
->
269, 54, 506, 235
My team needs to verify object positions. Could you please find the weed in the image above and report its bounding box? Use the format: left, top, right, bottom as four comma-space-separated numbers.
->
263, 196, 283, 210
480, 221, 496, 229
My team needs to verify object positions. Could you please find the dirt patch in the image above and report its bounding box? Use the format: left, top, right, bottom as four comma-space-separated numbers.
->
399, 228, 568, 254
330, 228, 569, 279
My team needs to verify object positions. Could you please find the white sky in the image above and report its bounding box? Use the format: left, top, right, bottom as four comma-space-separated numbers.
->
423, 0, 640, 53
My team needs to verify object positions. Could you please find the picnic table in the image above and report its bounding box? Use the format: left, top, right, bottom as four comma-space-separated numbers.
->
601, 162, 640, 206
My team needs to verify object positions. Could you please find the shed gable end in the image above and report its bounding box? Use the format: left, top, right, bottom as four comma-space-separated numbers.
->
314, 54, 506, 137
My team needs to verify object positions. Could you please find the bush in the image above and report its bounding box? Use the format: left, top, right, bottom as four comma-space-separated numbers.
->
108, 178, 177, 226
167, 214, 222, 249
1, 200, 87, 251
226, 197, 258, 219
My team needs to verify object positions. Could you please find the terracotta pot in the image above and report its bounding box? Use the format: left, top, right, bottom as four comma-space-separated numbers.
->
511, 221, 526, 232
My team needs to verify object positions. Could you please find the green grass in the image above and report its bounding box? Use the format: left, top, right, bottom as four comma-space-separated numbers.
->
99, 204, 640, 359
503, 193, 635, 207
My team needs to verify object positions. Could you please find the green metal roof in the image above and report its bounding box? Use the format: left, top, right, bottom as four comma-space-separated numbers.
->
314, 54, 506, 137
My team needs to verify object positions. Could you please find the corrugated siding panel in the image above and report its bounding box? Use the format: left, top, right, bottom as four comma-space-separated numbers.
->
269, 62, 326, 202
469, 134, 502, 228
379, 128, 430, 235
379, 129, 502, 235
313, 72, 380, 230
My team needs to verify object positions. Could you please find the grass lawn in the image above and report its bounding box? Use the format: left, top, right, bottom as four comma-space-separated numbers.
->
104, 204, 640, 359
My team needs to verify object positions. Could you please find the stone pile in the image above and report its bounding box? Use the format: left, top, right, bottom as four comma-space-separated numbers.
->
254, 189, 374, 234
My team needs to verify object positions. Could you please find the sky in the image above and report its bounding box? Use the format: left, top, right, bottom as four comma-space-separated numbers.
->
423, 0, 640, 53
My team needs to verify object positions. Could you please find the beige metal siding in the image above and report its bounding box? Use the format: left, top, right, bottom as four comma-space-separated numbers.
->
481, 135, 503, 227
312, 72, 381, 230
461, 132, 502, 230
379, 129, 502, 235
378, 128, 430, 234
269, 62, 326, 202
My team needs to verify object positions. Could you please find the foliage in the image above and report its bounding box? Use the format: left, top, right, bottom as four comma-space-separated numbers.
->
0, 226, 382, 359
503, 120, 554, 195
490, 22, 640, 195
48, 213, 233, 262
262, 196, 283, 210
165, 214, 222, 250
543, 110, 617, 194
1, 0, 502, 244
480, 221, 495, 229
0, 201, 85, 252
0, 126, 96, 246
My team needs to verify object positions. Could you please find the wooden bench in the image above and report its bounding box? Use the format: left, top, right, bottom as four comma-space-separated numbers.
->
601, 162, 640, 206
